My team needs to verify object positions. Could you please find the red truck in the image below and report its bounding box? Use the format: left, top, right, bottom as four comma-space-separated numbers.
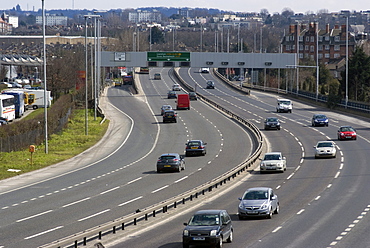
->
176, 94, 190, 110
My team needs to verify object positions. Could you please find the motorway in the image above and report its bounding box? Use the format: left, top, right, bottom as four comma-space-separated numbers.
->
104, 68, 370, 248
0, 68, 253, 247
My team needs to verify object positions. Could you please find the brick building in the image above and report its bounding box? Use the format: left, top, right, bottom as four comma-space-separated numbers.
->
281, 23, 356, 64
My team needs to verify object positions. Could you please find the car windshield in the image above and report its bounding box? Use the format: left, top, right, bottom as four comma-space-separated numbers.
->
189, 92, 196, 95
266, 118, 277, 122
315, 115, 327, 119
165, 112, 175, 116
189, 214, 219, 226
340, 127, 354, 132
317, 142, 333, 148
243, 190, 268, 200
279, 100, 290, 105
263, 154, 281, 160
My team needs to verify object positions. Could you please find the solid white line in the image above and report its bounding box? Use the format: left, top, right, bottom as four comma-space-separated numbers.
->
62, 197, 91, 208
272, 226, 282, 233
297, 209, 305, 215
118, 196, 143, 207
24, 226, 63, 240
128, 177, 142, 184
151, 185, 169, 193
16, 210, 53, 223
78, 209, 110, 222
100, 186, 120, 195
175, 176, 188, 183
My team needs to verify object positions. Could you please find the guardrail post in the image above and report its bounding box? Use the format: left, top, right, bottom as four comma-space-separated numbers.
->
122, 222, 125, 230
145, 213, 148, 220
153, 210, 156, 217
99, 231, 102, 239
113, 226, 116, 234
83, 237, 87, 245
174, 201, 177, 208
134, 218, 137, 225
74, 240, 78, 248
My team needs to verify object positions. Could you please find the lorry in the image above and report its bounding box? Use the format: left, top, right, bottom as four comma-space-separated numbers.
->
176, 94, 190, 110
24, 89, 52, 109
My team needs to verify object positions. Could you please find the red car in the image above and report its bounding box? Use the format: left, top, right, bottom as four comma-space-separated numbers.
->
337, 126, 357, 140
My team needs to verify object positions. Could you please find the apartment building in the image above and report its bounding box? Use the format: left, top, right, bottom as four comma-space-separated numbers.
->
128, 10, 162, 23
281, 23, 356, 64
36, 14, 68, 26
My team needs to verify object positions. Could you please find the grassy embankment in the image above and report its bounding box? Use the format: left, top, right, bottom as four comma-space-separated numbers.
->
0, 109, 109, 180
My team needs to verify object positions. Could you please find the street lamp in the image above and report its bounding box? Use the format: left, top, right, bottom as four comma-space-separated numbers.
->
42, 0, 48, 153
345, 16, 349, 109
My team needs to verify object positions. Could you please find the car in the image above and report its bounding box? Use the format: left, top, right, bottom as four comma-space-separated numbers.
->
188, 92, 197, 101
185, 140, 207, 156
172, 84, 181, 91
183, 209, 233, 248
200, 67, 210, 73
154, 73, 161, 80
337, 126, 357, 140
160, 105, 173, 115
23, 84, 32, 89
260, 152, 286, 173
114, 81, 122, 87
163, 110, 177, 123
238, 187, 279, 219
314, 141, 337, 158
206, 80, 215, 89
156, 153, 185, 172
167, 90, 177, 99
276, 98, 292, 113
264, 117, 281, 130
312, 114, 329, 127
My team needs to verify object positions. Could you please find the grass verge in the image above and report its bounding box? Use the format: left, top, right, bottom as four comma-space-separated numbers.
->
0, 109, 109, 180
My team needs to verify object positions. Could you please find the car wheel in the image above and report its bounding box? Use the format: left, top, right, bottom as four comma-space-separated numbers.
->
289, 110, 292, 113
182, 163, 185, 170
267, 208, 273, 219
312, 123, 315, 127
274, 204, 280, 214
182, 243, 189, 248
354, 137, 357, 140
260, 170, 265, 174
217, 237, 223, 248
177, 166, 181, 172
226, 230, 233, 243
277, 127, 281, 130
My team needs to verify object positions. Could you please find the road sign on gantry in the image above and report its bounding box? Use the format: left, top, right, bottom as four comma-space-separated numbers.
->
147, 52, 190, 62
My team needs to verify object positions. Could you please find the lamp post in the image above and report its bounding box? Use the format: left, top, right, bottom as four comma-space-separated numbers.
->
84, 15, 89, 135
345, 16, 349, 108
42, 0, 48, 153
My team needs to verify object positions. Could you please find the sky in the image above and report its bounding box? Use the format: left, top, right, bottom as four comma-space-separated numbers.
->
3, 0, 368, 14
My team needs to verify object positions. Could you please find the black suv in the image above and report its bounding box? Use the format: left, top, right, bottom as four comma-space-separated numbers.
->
163, 110, 177, 123
183, 209, 233, 248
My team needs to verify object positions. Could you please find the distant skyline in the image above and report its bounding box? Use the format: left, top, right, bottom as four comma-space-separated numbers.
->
2, 0, 368, 14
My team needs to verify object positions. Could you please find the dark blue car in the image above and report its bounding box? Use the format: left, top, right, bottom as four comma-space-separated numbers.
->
312, 114, 329, 127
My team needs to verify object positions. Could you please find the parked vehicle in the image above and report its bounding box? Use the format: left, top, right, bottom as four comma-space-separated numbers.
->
156, 153, 185, 172
314, 141, 337, 158
183, 209, 233, 248
176, 94, 190, 110
238, 187, 279, 219
163, 110, 177, 123
185, 140, 207, 156
264, 117, 281, 130
260, 152, 286, 173
337, 126, 357, 140
276, 99, 292, 113
312, 114, 329, 127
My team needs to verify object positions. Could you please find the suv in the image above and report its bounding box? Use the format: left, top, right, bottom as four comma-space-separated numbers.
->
183, 209, 233, 248
276, 99, 292, 113
238, 187, 279, 219
260, 152, 286, 173
163, 110, 177, 123
156, 153, 185, 172
185, 140, 207, 156
206, 80, 215, 89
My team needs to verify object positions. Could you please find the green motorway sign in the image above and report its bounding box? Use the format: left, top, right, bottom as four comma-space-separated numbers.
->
147, 52, 190, 61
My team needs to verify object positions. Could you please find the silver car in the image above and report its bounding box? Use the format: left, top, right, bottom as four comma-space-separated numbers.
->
161, 105, 172, 115
314, 141, 337, 158
260, 152, 286, 173
238, 187, 279, 219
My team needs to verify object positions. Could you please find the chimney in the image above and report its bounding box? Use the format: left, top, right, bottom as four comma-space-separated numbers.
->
341, 24, 346, 33
326, 24, 330, 33
289, 24, 295, 34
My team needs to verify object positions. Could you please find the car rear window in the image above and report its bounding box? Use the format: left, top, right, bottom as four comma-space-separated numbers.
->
160, 156, 176, 160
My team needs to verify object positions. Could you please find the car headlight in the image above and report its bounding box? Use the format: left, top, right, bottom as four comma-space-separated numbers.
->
353, 132, 356, 135
261, 204, 268, 210
210, 230, 217, 236
183, 230, 189, 236
239, 202, 244, 208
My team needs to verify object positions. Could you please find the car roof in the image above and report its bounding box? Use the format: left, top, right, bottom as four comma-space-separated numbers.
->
246, 187, 271, 192
188, 139, 203, 143
339, 125, 353, 128
162, 105, 171, 107
194, 209, 225, 215
317, 140, 334, 144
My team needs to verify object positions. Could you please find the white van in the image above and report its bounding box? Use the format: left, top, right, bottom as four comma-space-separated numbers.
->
276, 99, 293, 113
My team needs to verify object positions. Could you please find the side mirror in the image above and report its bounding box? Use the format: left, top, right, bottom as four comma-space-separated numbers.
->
204, 142, 207, 145
238, 197, 242, 201
313, 146, 316, 148
183, 223, 188, 226
283, 156, 286, 160
180, 155, 185, 159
